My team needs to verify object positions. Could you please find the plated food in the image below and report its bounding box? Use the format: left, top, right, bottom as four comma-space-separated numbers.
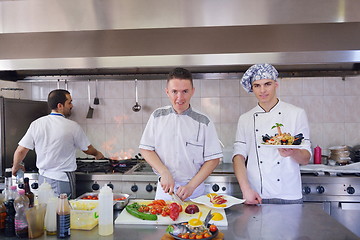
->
167, 222, 218, 240
191, 194, 245, 209
262, 123, 304, 146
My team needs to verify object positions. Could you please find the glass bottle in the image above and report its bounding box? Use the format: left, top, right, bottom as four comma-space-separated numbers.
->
56, 193, 70, 238
98, 184, 113, 236
4, 169, 13, 201
0, 193, 6, 233
14, 189, 29, 238
23, 178, 34, 208
4, 199, 16, 237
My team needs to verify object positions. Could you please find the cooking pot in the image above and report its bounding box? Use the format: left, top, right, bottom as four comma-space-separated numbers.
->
329, 145, 352, 164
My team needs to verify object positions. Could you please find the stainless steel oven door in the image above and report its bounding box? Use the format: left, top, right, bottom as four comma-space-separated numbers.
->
330, 202, 360, 237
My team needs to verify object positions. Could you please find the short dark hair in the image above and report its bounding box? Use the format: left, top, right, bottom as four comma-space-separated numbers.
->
167, 67, 193, 87
48, 89, 70, 110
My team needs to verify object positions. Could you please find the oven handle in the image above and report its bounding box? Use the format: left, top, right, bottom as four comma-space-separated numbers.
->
340, 202, 360, 211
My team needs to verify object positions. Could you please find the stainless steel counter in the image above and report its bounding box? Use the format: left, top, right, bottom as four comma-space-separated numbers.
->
2, 203, 358, 240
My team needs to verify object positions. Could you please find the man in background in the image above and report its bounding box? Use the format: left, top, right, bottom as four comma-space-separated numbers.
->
12, 89, 104, 198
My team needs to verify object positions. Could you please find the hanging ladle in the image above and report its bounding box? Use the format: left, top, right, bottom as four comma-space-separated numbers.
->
132, 79, 141, 112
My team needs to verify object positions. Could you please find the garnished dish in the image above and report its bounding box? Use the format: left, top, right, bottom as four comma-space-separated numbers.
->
191, 193, 245, 209
166, 211, 219, 240
262, 123, 304, 146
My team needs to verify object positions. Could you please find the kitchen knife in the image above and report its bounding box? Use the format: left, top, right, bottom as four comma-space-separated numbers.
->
171, 192, 184, 205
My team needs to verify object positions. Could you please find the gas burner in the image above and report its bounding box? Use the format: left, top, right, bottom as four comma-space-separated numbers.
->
75, 157, 144, 174
76, 160, 113, 174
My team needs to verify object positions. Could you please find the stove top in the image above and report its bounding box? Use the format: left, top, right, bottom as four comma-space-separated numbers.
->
76, 157, 145, 174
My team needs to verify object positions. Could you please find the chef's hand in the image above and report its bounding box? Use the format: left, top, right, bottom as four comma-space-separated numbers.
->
94, 151, 105, 160
278, 148, 298, 157
242, 188, 262, 205
160, 172, 175, 194
12, 163, 25, 177
176, 184, 196, 201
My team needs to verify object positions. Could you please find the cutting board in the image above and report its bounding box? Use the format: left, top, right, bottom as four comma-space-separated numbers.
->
115, 200, 228, 226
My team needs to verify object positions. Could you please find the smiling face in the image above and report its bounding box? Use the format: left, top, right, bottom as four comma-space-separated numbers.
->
166, 78, 195, 114
252, 78, 278, 110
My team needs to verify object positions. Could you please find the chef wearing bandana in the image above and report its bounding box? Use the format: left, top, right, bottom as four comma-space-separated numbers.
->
233, 64, 312, 204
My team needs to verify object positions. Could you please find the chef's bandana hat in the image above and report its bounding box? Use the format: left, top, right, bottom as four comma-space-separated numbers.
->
241, 63, 279, 93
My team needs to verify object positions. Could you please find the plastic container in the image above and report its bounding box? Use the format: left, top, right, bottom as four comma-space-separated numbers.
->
56, 193, 71, 238
98, 185, 113, 236
314, 146, 322, 164
14, 189, 29, 238
70, 200, 99, 230
45, 197, 57, 235
16, 169, 24, 185
37, 181, 54, 205
10, 186, 19, 201
25, 204, 46, 239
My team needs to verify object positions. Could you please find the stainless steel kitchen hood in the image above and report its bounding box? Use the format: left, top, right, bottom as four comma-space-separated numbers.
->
1, 0, 360, 80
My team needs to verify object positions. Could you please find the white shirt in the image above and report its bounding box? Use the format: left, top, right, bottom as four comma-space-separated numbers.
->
233, 100, 312, 200
139, 106, 223, 183
19, 114, 91, 181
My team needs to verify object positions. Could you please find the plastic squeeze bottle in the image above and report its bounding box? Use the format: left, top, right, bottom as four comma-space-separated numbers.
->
14, 189, 29, 238
314, 146, 322, 164
98, 184, 114, 236
56, 193, 71, 238
45, 196, 57, 235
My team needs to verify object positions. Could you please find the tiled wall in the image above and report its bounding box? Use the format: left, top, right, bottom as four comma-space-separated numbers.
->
1, 75, 360, 163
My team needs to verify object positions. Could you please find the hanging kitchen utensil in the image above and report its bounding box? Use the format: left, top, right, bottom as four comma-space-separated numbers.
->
94, 79, 100, 105
132, 78, 141, 112
86, 80, 94, 119
65, 79, 68, 90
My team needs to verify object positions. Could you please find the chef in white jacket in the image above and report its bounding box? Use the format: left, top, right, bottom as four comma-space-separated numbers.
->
233, 64, 312, 204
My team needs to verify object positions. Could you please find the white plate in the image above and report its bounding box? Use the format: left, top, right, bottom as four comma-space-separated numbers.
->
190, 195, 245, 209
261, 144, 305, 149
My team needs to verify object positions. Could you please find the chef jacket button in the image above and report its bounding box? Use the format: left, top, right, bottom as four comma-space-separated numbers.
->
258, 145, 260, 148
255, 114, 258, 117
277, 179, 280, 181
256, 129, 258, 132
260, 161, 263, 164
278, 112, 281, 114
277, 162, 280, 164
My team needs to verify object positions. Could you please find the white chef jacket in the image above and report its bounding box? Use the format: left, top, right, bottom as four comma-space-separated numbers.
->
139, 106, 223, 199
19, 114, 91, 181
233, 100, 312, 200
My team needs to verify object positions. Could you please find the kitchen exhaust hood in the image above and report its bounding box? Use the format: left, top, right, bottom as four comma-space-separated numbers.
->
1, 0, 360, 80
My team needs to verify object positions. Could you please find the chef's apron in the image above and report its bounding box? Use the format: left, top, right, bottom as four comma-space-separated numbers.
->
155, 181, 205, 201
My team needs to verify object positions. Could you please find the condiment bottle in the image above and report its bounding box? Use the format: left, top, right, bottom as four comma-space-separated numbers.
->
4, 169, 13, 201
314, 146, 322, 164
56, 193, 70, 238
98, 184, 113, 236
45, 196, 57, 235
23, 178, 34, 208
37, 181, 52, 205
4, 199, 16, 237
10, 186, 19, 201
0, 193, 6, 233
14, 189, 29, 238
